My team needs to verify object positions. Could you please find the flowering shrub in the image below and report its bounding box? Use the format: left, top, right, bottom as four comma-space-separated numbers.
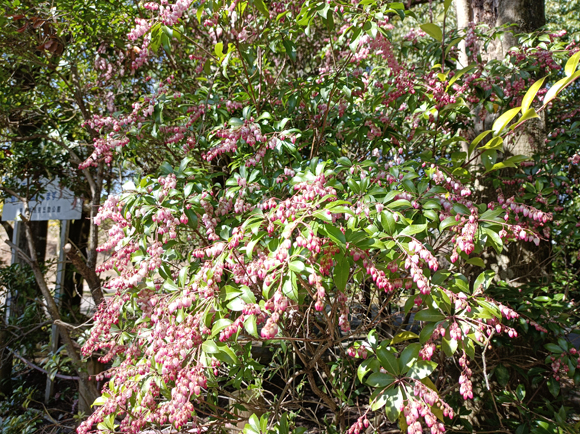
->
77, 1, 580, 433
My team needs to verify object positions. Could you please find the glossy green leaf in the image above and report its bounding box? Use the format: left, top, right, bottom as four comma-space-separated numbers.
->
391, 331, 419, 344
521, 77, 546, 113
407, 360, 437, 380
376, 347, 400, 375
367, 372, 395, 387
565, 50, 580, 77
415, 309, 446, 322
244, 315, 259, 338
333, 255, 350, 291
492, 107, 521, 135
420, 23, 443, 42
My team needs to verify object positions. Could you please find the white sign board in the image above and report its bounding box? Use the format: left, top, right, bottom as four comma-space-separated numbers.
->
1, 178, 82, 221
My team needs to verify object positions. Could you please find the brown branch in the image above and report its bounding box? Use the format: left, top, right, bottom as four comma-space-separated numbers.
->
0, 221, 13, 242
64, 243, 104, 307
7, 347, 80, 381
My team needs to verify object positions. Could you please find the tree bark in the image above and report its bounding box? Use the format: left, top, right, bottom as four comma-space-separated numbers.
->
65, 242, 104, 307
456, 0, 545, 65
455, 0, 551, 284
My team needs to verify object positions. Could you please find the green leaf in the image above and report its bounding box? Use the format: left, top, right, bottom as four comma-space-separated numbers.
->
473, 270, 494, 292
202, 339, 219, 354
468, 130, 491, 156
333, 255, 350, 291
399, 343, 421, 373
322, 225, 347, 247
441, 337, 458, 356
439, 216, 460, 232
357, 358, 374, 383
376, 347, 400, 375
244, 315, 259, 338
388, 199, 412, 209
482, 227, 503, 253
515, 384, 526, 402
466, 257, 485, 267
445, 36, 464, 58
547, 378, 560, 398
399, 223, 427, 237
367, 373, 395, 387
415, 309, 445, 322
542, 75, 574, 106
282, 273, 298, 301
479, 136, 503, 151
391, 331, 419, 344
407, 360, 437, 380
227, 297, 246, 311
289, 260, 305, 273
453, 203, 470, 215
282, 39, 297, 62
565, 50, 580, 77
184, 208, 198, 229
253, 0, 269, 17
371, 389, 389, 411
214, 42, 224, 58
211, 318, 233, 337
447, 64, 476, 91
494, 364, 510, 387
313, 209, 333, 223
510, 108, 539, 130
521, 77, 546, 113
444, 0, 452, 13
544, 343, 565, 354
420, 23, 442, 42
384, 387, 404, 421
380, 211, 396, 235
487, 155, 529, 172
92, 396, 108, 406
492, 107, 521, 135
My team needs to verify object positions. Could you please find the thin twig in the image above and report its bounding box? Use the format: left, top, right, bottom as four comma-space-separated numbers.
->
7, 347, 80, 381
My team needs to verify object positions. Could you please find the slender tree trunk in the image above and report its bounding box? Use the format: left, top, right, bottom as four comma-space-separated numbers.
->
455, 0, 551, 284
61, 215, 90, 316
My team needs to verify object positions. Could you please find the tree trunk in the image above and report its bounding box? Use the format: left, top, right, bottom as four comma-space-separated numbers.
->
455, 0, 551, 285
456, 0, 545, 65
61, 215, 90, 317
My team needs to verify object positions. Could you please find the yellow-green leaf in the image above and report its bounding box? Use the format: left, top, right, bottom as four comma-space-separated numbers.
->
420, 23, 442, 42
510, 108, 539, 131
492, 107, 521, 135
521, 76, 546, 113
392, 331, 419, 344
214, 42, 224, 58
447, 63, 476, 92
468, 129, 491, 156
253, 0, 269, 18
565, 50, 580, 77
543, 75, 569, 106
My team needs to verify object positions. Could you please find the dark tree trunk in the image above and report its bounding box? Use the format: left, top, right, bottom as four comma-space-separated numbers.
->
61, 215, 90, 316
